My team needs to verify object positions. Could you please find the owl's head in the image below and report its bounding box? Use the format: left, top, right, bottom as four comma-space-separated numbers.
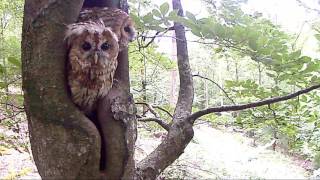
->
120, 16, 136, 47
65, 21, 119, 66
77, 8, 136, 51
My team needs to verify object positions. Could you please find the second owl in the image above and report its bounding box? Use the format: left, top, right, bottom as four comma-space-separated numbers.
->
78, 7, 136, 51
65, 20, 119, 115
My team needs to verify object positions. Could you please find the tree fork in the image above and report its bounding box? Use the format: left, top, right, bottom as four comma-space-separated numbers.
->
22, 0, 136, 179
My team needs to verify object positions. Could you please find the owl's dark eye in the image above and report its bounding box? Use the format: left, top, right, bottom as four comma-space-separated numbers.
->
82, 42, 91, 51
124, 26, 131, 33
101, 42, 111, 51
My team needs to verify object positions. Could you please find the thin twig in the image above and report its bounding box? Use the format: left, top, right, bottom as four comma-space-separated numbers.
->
0, 110, 24, 122
138, 27, 174, 49
193, 74, 236, 105
296, 0, 320, 14
137, 117, 170, 131
152, 105, 173, 118
136, 102, 159, 117
0, 102, 24, 110
136, 102, 173, 118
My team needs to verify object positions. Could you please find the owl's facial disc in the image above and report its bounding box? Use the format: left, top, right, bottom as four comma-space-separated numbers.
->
92, 41, 113, 65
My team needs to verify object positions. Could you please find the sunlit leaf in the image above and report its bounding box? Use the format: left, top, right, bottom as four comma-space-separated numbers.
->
159, 2, 170, 15
8, 56, 21, 67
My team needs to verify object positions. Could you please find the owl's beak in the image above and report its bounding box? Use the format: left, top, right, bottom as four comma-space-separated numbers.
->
94, 52, 98, 64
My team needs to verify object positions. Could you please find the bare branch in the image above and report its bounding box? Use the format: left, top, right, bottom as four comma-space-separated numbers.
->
152, 105, 173, 118
296, 0, 320, 14
140, 31, 161, 48
137, 117, 170, 131
188, 84, 320, 123
136, 102, 159, 117
136, 102, 173, 118
193, 74, 236, 105
138, 27, 174, 49
0, 110, 24, 122
0, 102, 24, 110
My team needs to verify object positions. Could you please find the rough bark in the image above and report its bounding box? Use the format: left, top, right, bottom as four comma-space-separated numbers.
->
22, 0, 101, 179
97, 54, 137, 179
136, 0, 194, 179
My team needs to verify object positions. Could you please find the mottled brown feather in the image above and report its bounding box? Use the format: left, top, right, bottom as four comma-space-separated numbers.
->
65, 21, 119, 115
78, 7, 136, 51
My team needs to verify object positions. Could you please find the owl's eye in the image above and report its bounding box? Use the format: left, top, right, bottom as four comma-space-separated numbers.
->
82, 42, 91, 51
101, 42, 111, 51
124, 26, 131, 33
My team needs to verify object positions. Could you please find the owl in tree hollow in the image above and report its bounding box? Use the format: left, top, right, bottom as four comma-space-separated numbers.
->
78, 7, 136, 51
65, 21, 119, 115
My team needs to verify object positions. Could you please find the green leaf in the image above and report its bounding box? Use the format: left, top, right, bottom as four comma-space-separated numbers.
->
299, 56, 312, 63
290, 50, 301, 59
0, 82, 6, 88
191, 28, 202, 37
159, 2, 170, 15
152, 9, 162, 18
8, 57, 21, 67
315, 34, 320, 41
212, 24, 226, 38
185, 11, 196, 22
143, 12, 154, 23
301, 62, 320, 73
168, 10, 179, 19
0, 64, 4, 74
214, 47, 223, 53
130, 13, 144, 29
248, 37, 258, 51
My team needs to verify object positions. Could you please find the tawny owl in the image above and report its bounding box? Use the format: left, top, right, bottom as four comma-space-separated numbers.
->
78, 7, 136, 51
65, 20, 119, 115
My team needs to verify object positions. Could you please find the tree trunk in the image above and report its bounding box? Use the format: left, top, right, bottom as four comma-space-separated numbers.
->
22, 0, 136, 179
22, 0, 101, 178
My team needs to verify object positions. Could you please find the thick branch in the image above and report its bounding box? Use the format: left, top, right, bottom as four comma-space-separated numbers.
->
137, 117, 170, 131
188, 84, 320, 123
136, 0, 194, 179
171, 0, 194, 120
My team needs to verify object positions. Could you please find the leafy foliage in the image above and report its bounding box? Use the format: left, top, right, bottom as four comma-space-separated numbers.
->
0, 0, 24, 128
129, 0, 320, 160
